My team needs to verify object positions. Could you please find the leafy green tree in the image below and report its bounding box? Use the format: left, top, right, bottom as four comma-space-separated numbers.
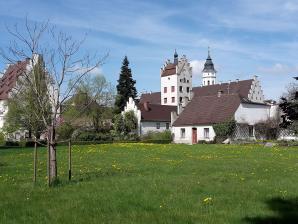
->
123, 110, 138, 134
114, 56, 137, 114
4, 56, 51, 139
63, 74, 115, 132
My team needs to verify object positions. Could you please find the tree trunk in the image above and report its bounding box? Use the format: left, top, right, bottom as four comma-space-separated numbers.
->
49, 125, 57, 183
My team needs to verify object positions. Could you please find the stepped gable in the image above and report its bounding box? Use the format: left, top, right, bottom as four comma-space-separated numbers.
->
0, 60, 29, 100
139, 92, 161, 105
173, 94, 241, 126
193, 79, 253, 99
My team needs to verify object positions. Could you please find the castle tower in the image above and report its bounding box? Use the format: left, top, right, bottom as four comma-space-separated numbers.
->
160, 50, 192, 106
202, 47, 217, 86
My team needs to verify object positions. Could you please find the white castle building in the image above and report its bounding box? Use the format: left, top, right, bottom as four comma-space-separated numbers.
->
123, 49, 280, 143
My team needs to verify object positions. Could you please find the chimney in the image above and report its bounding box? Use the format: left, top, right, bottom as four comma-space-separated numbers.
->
144, 102, 150, 111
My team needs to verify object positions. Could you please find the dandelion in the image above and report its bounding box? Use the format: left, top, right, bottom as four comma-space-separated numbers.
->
203, 197, 212, 204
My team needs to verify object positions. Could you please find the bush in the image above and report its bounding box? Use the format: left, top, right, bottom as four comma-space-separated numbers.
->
141, 130, 172, 143
75, 131, 113, 141
0, 132, 5, 146
213, 119, 236, 143
57, 122, 74, 140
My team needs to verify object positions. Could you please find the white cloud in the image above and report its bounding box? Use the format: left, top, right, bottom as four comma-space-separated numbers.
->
258, 63, 298, 75
190, 60, 204, 76
190, 60, 205, 86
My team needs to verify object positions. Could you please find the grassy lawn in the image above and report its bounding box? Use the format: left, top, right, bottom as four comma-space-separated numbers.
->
1, 143, 298, 223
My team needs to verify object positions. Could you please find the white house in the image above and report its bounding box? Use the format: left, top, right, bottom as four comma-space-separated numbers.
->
123, 97, 176, 135
123, 50, 280, 143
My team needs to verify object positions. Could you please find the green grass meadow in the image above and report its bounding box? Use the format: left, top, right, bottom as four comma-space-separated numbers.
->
1, 143, 298, 223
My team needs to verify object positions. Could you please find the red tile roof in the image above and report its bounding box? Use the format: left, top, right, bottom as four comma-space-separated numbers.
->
0, 60, 29, 100
173, 94, 241, 126
161, 63, 176, 77
138, 103, 176, 122
193, 79, 253, 99
139, 92, 161, 104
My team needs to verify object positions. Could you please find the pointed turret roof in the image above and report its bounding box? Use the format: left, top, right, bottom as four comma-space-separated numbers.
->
202, 47, 216, 73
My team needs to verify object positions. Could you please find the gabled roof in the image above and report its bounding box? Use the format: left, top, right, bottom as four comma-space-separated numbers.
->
161, 63, 176, 77
139, 92, 161, 104
173, 94, 241, 126
0, 60, 29, 100
193, 79, 253, 99
138, 103, 176, 122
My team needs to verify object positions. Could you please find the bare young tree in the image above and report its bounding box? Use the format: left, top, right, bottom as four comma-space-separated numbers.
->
0, 18, 107, 184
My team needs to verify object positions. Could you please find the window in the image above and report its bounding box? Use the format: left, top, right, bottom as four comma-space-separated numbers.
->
164, 98, 167, 104
171, 97, 175, 103
186, 87, 190, 93
181, 128, 185, 138
183, 78, 186, 83
187, 80, 189, 83
168, 77, 170, 80
179, 97, 182, 103
248, 125, 254, 137
207, 80, 210, 85
166, 123, 170, 130
156, 123, 160, 129
212, 80, 214, 85
164, 87, 167, 93
204, 128, 209, 139
179, 86, 183, 92
171, 86, 175, 92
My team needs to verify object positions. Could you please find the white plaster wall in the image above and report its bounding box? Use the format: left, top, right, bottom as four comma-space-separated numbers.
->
235, 103, 270, 125
161, 74, 178, 106
172, 125, 216, 144
202, 71, 216, 86
140, 121, 171, 135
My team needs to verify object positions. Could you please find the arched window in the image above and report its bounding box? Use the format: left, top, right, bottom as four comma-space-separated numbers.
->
207, 80, 210, 85
212, 80, 214, 85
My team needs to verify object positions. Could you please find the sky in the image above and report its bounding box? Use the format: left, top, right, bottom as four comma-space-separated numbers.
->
0, 0, 297, 100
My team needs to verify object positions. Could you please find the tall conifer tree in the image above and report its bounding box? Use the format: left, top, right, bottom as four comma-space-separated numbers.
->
114, 56, 137, 113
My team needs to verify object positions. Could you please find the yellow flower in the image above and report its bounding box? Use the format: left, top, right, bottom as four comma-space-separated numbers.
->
203, 197, 212, 203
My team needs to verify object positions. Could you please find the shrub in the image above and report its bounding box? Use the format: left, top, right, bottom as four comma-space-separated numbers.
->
57, 122, 74, 140
255, 118, 280, 140
213, 119, 236, 143
0, 132, 5, 146
141, 130, 172, 143
75, 131, 113, 142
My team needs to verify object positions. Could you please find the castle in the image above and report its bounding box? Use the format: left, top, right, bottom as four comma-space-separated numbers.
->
123, 50, 278, 143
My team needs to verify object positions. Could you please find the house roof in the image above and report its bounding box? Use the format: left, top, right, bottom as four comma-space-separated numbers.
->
193, 79, 253, 99
161, 63, 176, 77
173, 94, 241, 126
139, 92, 161, 104
0, 60, 29, 100
138, 103, 176, 122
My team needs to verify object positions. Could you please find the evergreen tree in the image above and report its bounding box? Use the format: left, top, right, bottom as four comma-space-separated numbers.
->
114, 56, 137, 113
